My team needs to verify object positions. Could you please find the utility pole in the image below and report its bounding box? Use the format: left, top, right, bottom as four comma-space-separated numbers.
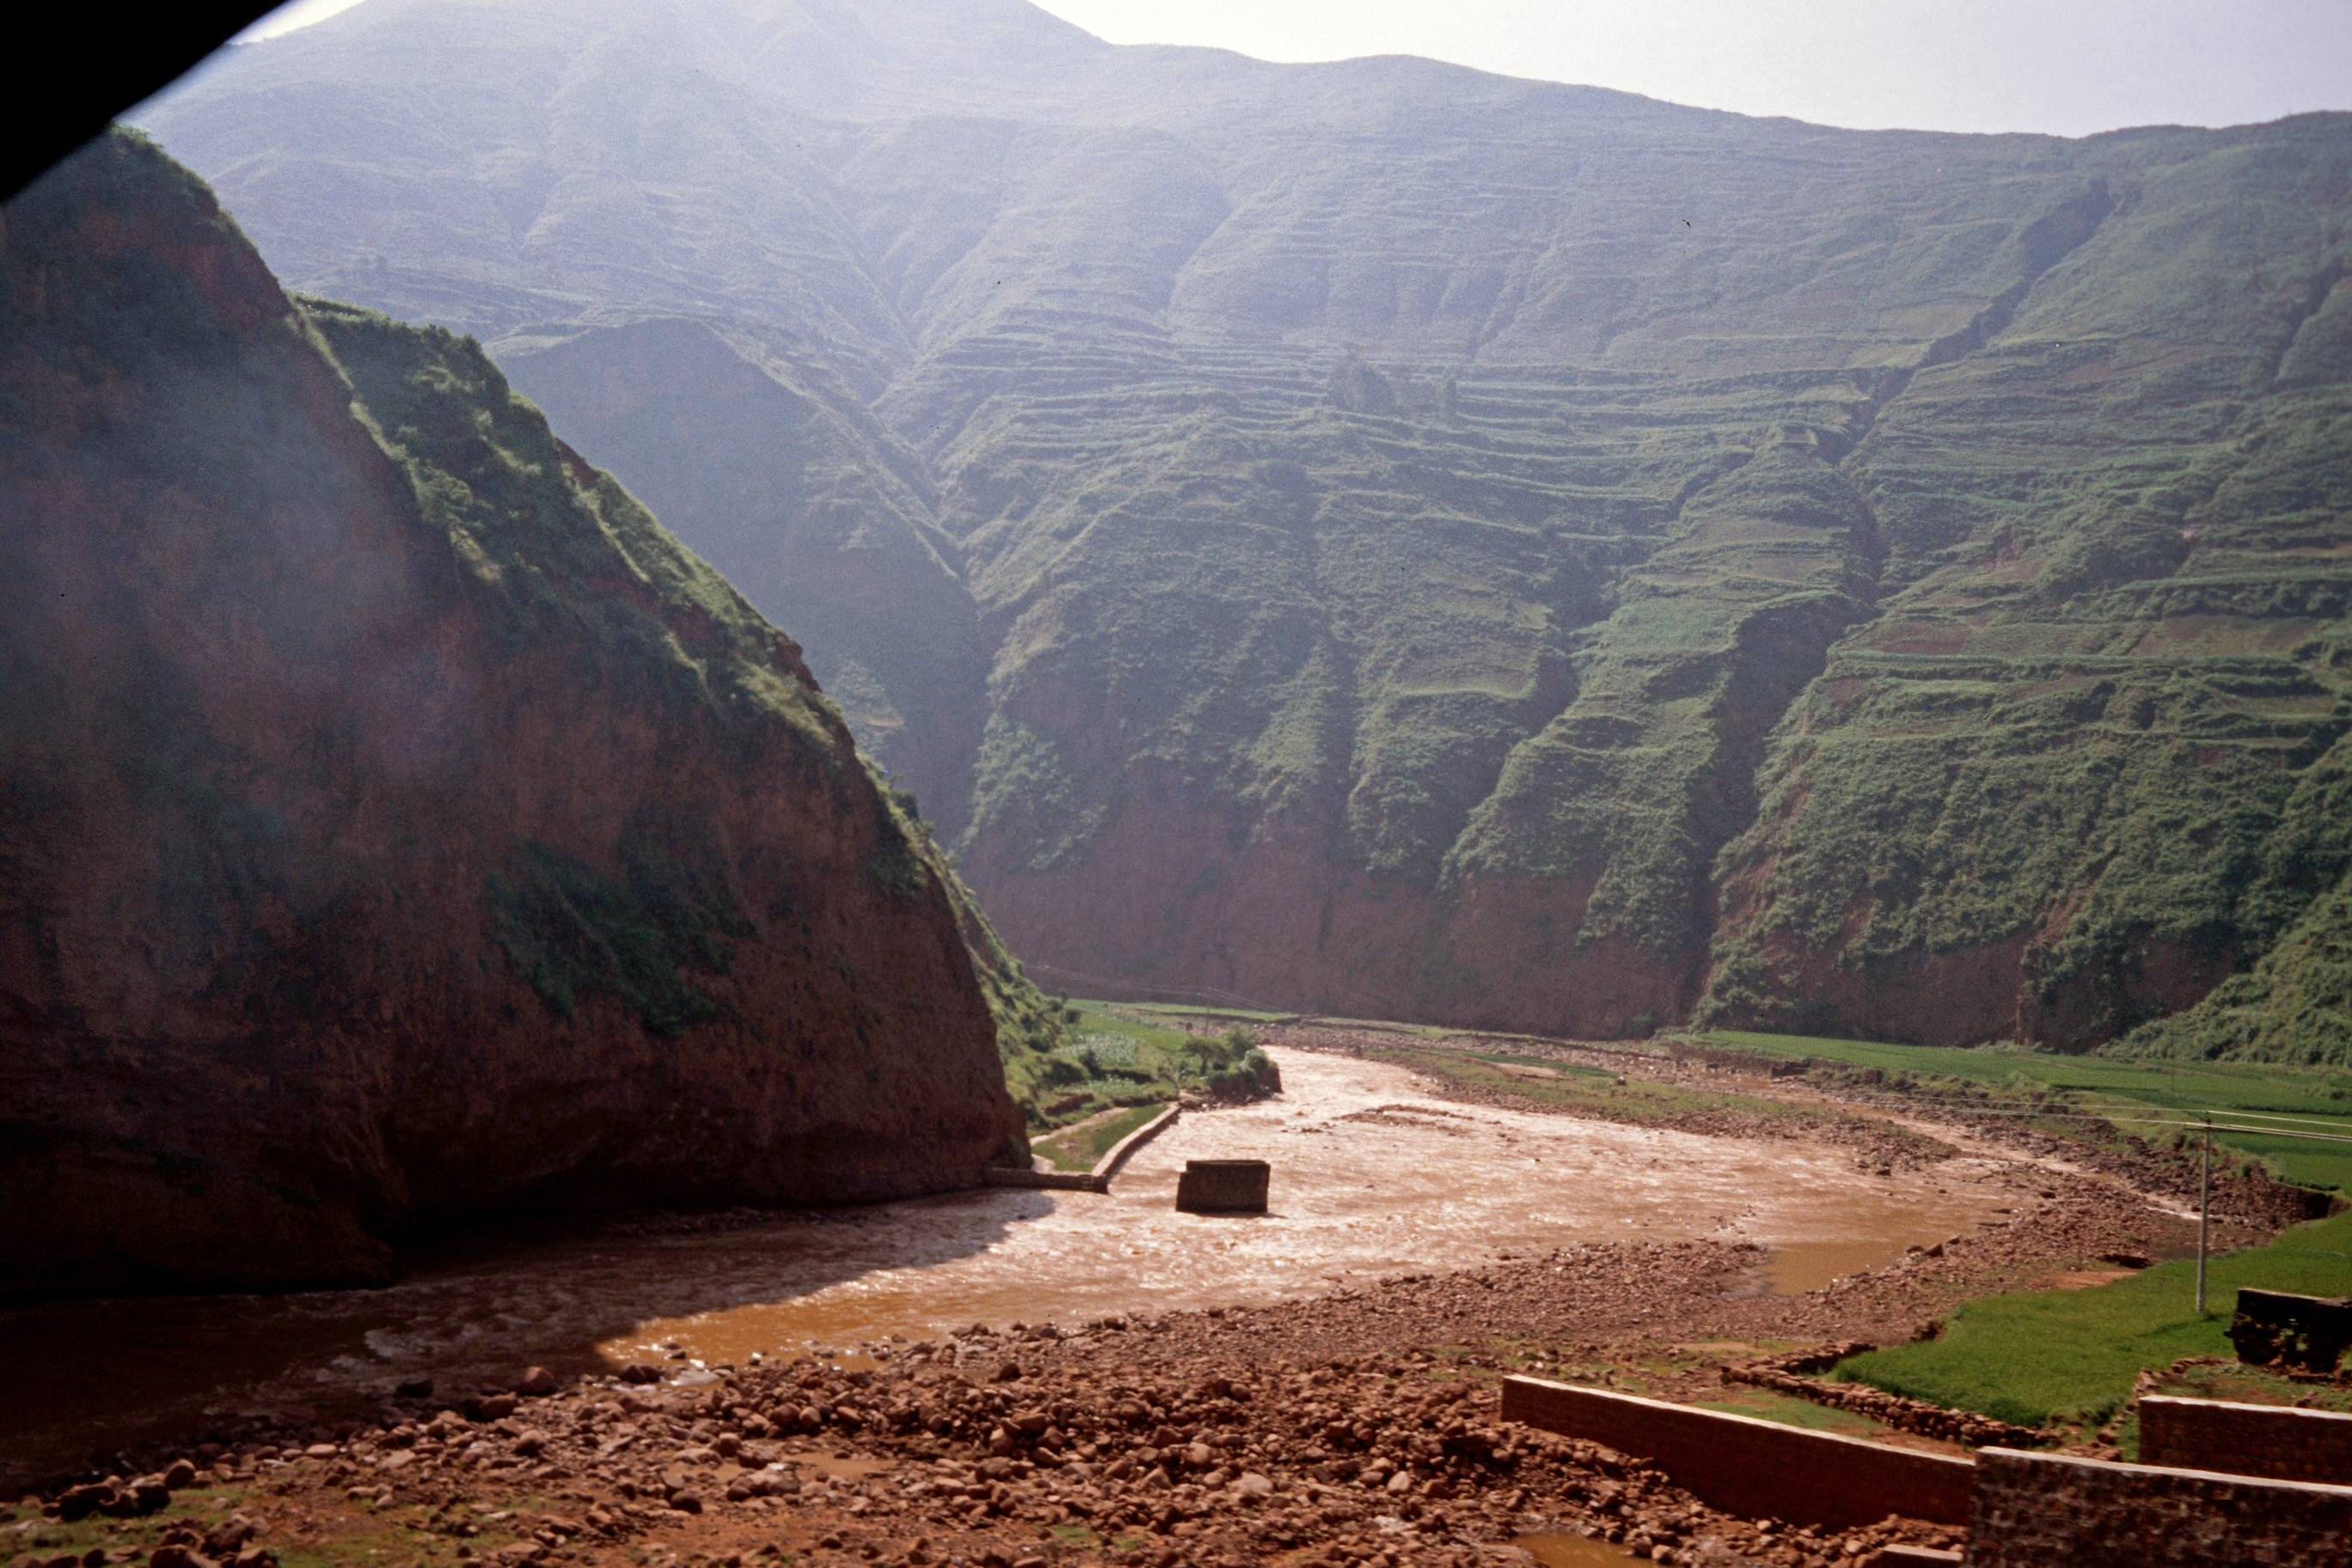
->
2196, 1113, 2213, 1316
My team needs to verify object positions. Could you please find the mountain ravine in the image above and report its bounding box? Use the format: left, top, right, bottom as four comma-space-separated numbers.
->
0, 130, 1029, 1297
138, 0, 2352, 1057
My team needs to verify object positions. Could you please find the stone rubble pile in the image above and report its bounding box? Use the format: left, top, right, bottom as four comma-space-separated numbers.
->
10, 1324, 1971, 1568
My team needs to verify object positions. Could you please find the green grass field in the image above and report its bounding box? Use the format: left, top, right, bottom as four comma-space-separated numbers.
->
1834, 1208, 2352, 1430
1690, 1028, 2352, 1190
1032, 1101, 1165, 1173
1697, 1389, 1882, 1438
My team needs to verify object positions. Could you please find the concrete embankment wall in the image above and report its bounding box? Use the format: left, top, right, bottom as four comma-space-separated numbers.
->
2135, 1394, 2352, 1486
1965, 1448, 2352, 1567
983, 1106, 1182, 1194
1498, 1376, 1975, 1530
1092, 1106, 1179, 1183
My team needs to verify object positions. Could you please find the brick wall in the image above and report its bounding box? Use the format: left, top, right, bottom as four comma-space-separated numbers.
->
1498, 1376, 1974, 1530
1966, 1448, 2352, 1567
2135, 1393, 2352, 1485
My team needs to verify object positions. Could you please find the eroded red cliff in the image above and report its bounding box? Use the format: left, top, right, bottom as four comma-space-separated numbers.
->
0, 132, 1024, 1296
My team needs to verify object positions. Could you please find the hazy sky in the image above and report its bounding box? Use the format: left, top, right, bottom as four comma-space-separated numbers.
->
239, 0, 2352, 138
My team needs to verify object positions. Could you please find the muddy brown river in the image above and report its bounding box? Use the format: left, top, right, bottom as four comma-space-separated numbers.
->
0, 1049, 2016, 1487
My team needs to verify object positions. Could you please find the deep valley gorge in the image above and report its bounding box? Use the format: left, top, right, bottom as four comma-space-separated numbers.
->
8, 6, 2352, 1566
136, 0, 2352, 1053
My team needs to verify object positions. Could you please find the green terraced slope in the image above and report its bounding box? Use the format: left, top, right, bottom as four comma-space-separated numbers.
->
135, 0, 2352, 1054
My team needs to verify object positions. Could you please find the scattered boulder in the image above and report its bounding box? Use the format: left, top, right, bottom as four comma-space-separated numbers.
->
148, 1548, 221, 1568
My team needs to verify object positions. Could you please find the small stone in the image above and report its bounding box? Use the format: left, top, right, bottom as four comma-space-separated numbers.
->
1385, 1471, 1413, 1495
476, 1394, 519, 1421
1232, 1473, 1275, 1500
162, 1461, 198, 1491
54, 1485, 110, 1522
395, 1378, 435, 1399
147, 1549, 219, 1568
203, 1517, 260, 1556
517, 1367, 559, 1398
303, 1445, 338, 1460
619, 1363, 662, 1385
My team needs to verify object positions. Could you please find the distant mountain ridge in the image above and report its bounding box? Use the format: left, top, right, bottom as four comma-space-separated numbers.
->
139, 0, 2352, 1059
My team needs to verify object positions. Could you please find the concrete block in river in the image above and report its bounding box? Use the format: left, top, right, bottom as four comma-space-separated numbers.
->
1177, 1160, 1269, 1214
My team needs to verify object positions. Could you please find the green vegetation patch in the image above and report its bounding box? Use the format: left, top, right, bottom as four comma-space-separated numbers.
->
1006, 1007, 1277, 1133
1032, 1102, 1164, 1173
1834, 1209, 2352, 1430
488, 836, 741, 1034
300, 296, 841, 747
1696, 1390, 1883, 1437
2117, 870, 2352, 1068
1688, 1027, 2352, 1189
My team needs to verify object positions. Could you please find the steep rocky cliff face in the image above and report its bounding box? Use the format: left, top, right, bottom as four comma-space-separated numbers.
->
138, 0, 2352, 1054
0, 132, 1025, 1297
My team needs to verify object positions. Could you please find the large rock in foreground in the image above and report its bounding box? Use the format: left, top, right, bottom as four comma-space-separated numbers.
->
0, 132, 1025, 1296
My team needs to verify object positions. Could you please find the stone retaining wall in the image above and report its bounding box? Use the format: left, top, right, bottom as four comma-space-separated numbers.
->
1092, 1106, 1179, 1185
1965, 1447, 2352, 1566
1498, 1377, 1974, 1530
2135, 1393, 2352, 1485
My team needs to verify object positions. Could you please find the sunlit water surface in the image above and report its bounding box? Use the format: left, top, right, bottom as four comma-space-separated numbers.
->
0, 1048, 2014, 1485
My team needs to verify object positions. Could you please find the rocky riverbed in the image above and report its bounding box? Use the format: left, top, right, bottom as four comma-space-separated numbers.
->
3, 1041, 2287, 1567
1, 1172, 2225, 1568
2, 1305, 1964, 1568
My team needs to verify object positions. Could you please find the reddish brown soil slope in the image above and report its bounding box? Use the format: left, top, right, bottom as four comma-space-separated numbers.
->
0, 134, 1023, 1297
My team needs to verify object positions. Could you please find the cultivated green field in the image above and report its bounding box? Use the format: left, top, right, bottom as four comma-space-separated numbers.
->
1835, 1209, 2352, 1430
1691, 1028, 2352, 1190
1005, 1002, 1277, 1134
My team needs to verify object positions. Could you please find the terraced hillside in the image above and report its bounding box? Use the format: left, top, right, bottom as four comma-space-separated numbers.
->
138, 0, 2352, 1052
